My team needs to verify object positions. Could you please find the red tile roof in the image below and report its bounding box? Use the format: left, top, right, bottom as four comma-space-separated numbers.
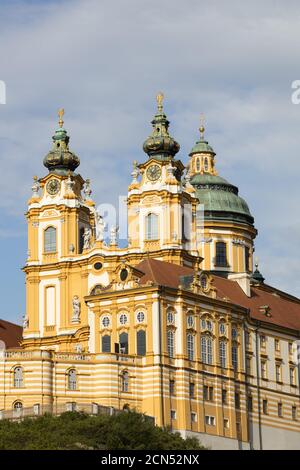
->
136, 259, 300, 332
0, 319, 22, 349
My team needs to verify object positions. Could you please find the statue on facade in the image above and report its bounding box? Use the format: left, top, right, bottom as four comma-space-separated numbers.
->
23, 315, 29, 329
31, 176, 40, 198
95, 211, 106, 242
72, 296, 81, 323
83, 227, 92, 250
110, 225, 119, 246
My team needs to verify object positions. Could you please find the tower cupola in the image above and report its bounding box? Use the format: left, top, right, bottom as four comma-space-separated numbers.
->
143, 93, 180, 161
43, 109, 80, 175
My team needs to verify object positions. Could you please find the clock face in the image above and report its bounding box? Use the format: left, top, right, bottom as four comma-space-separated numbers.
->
46, 178, 60, 196
146, 164, 161, 182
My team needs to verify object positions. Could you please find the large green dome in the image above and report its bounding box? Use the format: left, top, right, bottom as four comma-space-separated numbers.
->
190, 173, 254, 225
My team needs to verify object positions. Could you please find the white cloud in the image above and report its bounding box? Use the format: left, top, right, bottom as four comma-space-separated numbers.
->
0, 0, 299, 304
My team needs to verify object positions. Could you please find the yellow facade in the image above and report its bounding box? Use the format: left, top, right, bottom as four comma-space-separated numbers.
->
0, 99, 300, 450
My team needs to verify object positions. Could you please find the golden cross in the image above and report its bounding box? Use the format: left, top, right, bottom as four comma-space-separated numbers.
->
156, 92, 164, 111
58, 108, 64, 128
199, 113, 205, 139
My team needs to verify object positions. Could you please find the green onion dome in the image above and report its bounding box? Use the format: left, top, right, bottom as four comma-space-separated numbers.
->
43, 109, 80, 175
143, 93, 180, 161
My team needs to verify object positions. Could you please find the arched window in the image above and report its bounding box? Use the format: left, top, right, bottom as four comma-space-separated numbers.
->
121, 371, 129, 392
201, 336, 213, 365
215, 241, 227, 267
137, 330, 146, 356
204, 157, 209, 172
219, 341, 227, 368
102, 335, 111, 353
13, 367, 23, 388
119, 332, 128, 355
167, 330, 175, 358
13, 401, 23, 413
196, 158, 200, 172
44, 226, 56, 253
145, 213, 159, 240
187, 333, 195, 361
68, 369, 77, 390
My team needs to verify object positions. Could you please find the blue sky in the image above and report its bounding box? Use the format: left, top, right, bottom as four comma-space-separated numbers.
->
1, 0, 300, 324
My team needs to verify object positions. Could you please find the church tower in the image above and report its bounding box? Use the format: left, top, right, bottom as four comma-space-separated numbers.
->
127, 94, 199, 266
189, 120, 257, 276
23, 110, 95, 351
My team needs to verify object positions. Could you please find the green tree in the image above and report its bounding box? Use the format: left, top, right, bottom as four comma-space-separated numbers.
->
0, 411, 206, 450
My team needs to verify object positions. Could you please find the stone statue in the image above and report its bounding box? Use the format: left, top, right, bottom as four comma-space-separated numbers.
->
95, 211, 105, 241
31, 176, 40, 198
72, 295, 81, 323
83, 178, 92, 200
23, 315, 29, 329
110, 225, 119, 246
83, 227, 92, 250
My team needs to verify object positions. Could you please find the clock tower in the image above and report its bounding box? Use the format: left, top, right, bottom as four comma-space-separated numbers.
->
24, 110, 95, 350
127, 94, 199, 262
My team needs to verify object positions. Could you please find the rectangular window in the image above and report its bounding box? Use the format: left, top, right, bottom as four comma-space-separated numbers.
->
232, 346, 238, 371
292, 406, 297, 421
261, 360, 267, 380
191, 412, 197, 423
288, 342, 293, 356
45, 286, 56, 326
260, 335, 266, 349
275, 339, 280, 352
235, 392, 240, 409
204, 386, 213, 401
44, 226, 57, 253
170, 410, 176, 420
205, 415, 215, 426
189, 382, 195, 399
244, 246, 250, 271
146, 213, 159, 240
245, 331, 251, 349
167, 330, 174, 358
224, 418, 229, 429
102, 335, 111, 353
215, 242, 227, 267
290, 367, 295, 386
276, 364, 281, 383
278, 402, 283, 418
246, 356, 252, 375
169, 380, 175, 396
263, 399, 268, 415
187, 334, 195, 361
219, 340, 226, 368
247, 395, 253, 412
222, 389, 227, 404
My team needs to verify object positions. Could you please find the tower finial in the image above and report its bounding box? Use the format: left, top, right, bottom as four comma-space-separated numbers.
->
199, 113, 205, 140
156, 92, 164, 112
58, 108, 65, 128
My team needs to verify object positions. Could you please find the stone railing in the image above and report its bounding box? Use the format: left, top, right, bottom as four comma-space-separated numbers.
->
0, 402, 155, 424
0, 350, 51, 360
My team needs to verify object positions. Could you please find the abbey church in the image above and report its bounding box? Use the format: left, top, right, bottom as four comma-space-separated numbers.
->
0, 95, 300, 450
